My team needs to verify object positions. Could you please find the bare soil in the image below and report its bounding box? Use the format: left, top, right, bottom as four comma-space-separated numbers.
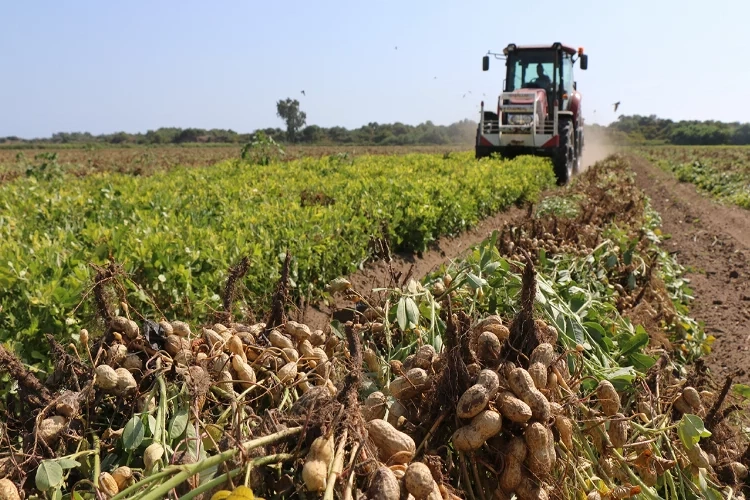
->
628, 154, 750, 384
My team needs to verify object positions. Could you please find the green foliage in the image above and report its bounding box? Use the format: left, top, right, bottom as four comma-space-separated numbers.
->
0, 152, 554, 367
677, 414, 711, 450
24, 152, 63, 181
535, 194, 582, 219
240, 131, 285, 165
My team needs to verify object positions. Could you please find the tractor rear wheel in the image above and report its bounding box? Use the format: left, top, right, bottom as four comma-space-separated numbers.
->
553, 117, 575, 185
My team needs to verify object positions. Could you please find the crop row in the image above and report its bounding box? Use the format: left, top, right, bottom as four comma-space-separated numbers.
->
0, 152, 555, 365
635, 145, 750, 209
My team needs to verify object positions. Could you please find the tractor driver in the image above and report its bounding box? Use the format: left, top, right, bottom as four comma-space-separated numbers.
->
532, 63, 552, 89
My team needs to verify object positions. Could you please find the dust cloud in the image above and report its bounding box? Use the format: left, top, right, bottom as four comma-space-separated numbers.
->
581, 129, 618, 172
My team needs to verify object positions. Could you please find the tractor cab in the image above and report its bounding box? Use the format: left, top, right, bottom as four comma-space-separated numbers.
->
482, 43, 587, 121
477, 42, 588, 186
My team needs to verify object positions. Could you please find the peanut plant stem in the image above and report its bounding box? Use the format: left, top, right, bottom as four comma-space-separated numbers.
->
323, 430, 348, 500
111, 426, 301, 500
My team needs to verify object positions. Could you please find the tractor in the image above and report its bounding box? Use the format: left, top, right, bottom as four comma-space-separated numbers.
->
476, 42, 588, 185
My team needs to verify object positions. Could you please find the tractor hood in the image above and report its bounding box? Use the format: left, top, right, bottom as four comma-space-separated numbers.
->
507, 88, 548, 117
508, 88, 546, 105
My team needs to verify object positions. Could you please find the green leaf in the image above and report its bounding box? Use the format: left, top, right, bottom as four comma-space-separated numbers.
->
618, 329, 649, 358
55, 458, 81, 470
483, 261, 501, 275
732, 383, 750, 399
677, 414, 711, 450
36, 460, 64, 491
605, 366, 637, 387
583, 322, 609, 353
122, 416, 145, 450
466, 272, 487, 290
605, 254, 618, 268
623, 247, 634, 265
567, 318, 586, 346
396, 297, 407, 331
630, 352, 657, 372
169, 407, 190, 440
147, 415, 158, 436
405, 297, 420, 329
329, 320, 345, 340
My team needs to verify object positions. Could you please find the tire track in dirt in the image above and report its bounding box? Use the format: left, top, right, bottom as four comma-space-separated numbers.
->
627, 154, 750, 384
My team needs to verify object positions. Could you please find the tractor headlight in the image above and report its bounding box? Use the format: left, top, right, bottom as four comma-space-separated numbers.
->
507, 114, 534, 126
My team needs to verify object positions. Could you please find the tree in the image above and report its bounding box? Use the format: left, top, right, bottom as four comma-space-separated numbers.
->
301, 125, 323, 143
276, 98, 307, 143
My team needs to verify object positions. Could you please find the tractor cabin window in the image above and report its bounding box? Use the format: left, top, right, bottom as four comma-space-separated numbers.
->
505, 49, 574, 104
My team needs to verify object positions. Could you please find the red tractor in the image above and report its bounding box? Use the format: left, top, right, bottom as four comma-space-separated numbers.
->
476, 42, 588, 185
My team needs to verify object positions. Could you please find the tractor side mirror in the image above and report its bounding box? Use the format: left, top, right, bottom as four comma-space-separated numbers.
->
580, 54, 588, 70
483, 55, 490, 71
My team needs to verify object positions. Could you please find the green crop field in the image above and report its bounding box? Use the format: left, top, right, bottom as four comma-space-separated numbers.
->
0, 151, 554, 365
634, 145, 750, 209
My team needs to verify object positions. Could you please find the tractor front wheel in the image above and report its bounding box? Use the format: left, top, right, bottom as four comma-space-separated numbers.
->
553, 118, 575, 186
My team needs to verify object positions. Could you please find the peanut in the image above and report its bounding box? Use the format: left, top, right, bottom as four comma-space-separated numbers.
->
111, 466, 133, 491
115, 367, 137, 395
95, 364, 119, 391
38, 415, 67, 444
508, 367, 550, 422
607, 413, 629, 449
596, 380, 620, 416
302, 434, 334, 491
390, 368, 430, 400
404, 462, 439, 500
555, 414, 574, 450
451, 410, 502, 452
0, 479, 20, 500
527, 361, 548, 390
171, 320, 191, 337
529, 342, 555, 367
99, 472, 119, 497
524, 422, 554, 476
277, 361, 298, 385
497, 391, 532, 423
367, 419, 416, 464
457, 384, 491, 419
143, 442, 164, 471
226, 335, 246, 363
366, 466, 401, 500
476, 369, 500, 395
363, 391, 388, 421
231, 356, 256, 388
285, 320, 311, 341
478, 331, 502, 361
269, 330, 294, 350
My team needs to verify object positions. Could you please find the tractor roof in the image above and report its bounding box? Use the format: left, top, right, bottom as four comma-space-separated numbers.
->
508, 43, 579, 55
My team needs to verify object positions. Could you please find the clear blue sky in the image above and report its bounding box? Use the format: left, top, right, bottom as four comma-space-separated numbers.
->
2, 0, 747, 138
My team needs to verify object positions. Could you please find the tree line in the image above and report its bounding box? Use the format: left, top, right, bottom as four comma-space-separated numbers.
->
0, 121, 479, 147
605, 114, 750, 145
4, 97, 750, 147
